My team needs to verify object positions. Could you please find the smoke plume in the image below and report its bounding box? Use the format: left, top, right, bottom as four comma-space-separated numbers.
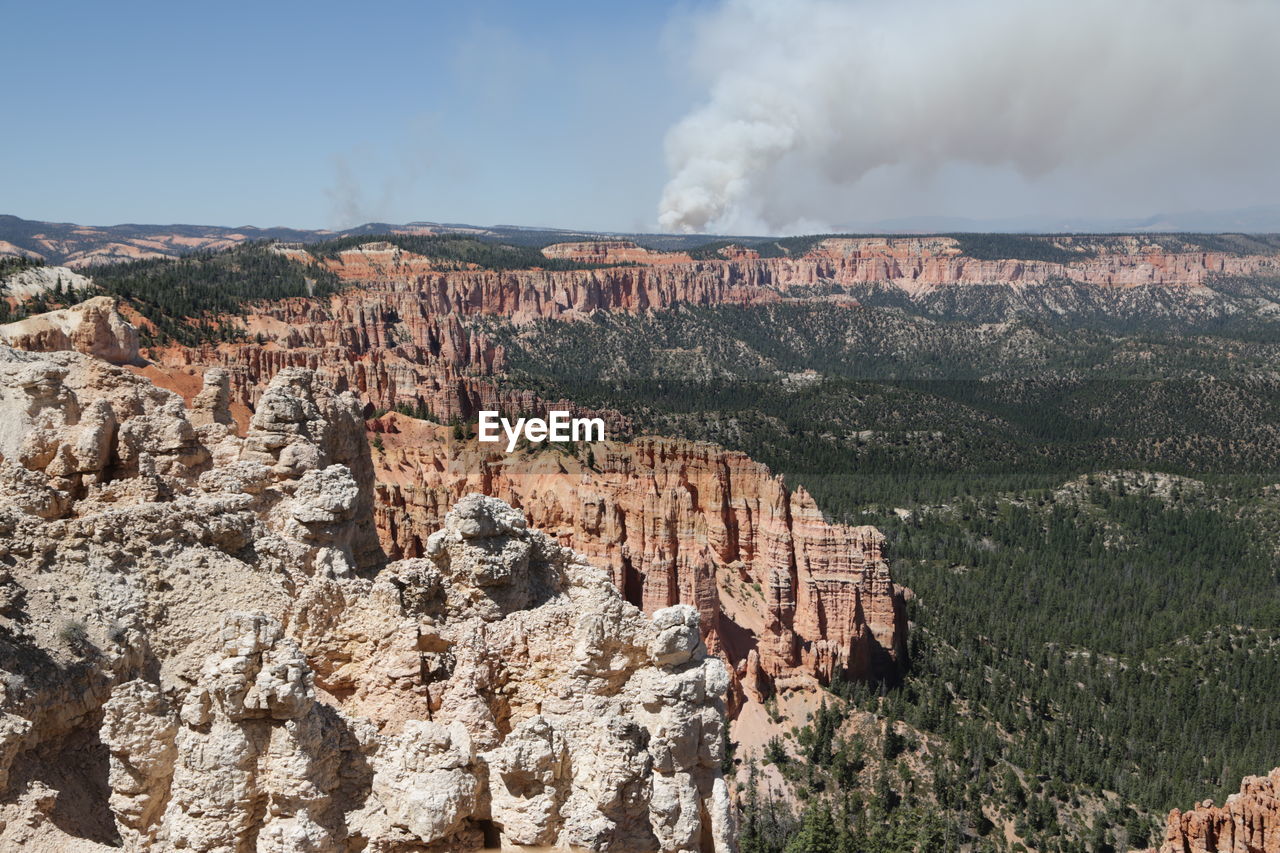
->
658, 0, 1280, 234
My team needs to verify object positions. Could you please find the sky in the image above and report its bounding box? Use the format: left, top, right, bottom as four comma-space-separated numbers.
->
2, 0, 700, 231
4, 0, 1279, 234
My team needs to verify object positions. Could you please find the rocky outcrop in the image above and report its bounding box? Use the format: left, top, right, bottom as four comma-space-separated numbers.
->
128, 285, 904, 709
7, 291, 906, 700
151, 330, 623, 438
370, 415, 906, 698
0, 349, 733, 851
1154, 768, 1280, 853
542, 240, 694, 265
0, 296, 139, 365
187, 367, 233, 428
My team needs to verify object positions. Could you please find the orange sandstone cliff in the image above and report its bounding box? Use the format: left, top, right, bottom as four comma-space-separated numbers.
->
1152, 768, 1280, 853
541, 240, 694, 265
369, 414, 906, 701
778, 236, 1275, 291
142, 237, 1280, 425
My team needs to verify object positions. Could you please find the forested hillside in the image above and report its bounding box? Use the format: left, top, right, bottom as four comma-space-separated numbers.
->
83, 243, 341, 345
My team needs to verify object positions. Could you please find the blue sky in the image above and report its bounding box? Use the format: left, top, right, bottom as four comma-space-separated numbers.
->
5, 0, 1278, 234
1, 1, 700, 230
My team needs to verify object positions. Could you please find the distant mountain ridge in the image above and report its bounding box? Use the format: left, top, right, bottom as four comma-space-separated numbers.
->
6, 208, 1280, 268
0, 214, 404, 268
0, 214, 704, 268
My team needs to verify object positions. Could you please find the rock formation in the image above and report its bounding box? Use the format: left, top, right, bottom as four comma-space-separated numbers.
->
139, 233, 1280, 427
537, 235, 1279, 292
0, 348, 734, 851
147, 290, 626, 430
10, 297, 903, 712
87, 230, 1264, 466
1152, 768, 1280, 853
0, 295, 139, 365
369, 415, 906, 699
541, 240, 694, 265
774, 236, 1278, 291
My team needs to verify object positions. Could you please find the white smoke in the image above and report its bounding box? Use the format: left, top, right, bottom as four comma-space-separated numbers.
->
658, 0, 1280, 234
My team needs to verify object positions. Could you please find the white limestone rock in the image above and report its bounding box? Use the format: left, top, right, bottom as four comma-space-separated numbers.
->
0, 348, 736, 852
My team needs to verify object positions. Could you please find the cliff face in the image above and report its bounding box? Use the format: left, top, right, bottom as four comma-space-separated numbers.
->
314, 237, 1280, 297
0, 350, 733, 852
782, 236, 1277, 291
139, 235, 1280, 425
303, 240, 1277, 321
369, 415, 906, 698
150, 331, 621, 438
1153, 769, 1280, 853
137, 286, 905, 709
541, 241, 694, 265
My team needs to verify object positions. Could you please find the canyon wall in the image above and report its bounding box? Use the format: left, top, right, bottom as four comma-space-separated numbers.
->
12, 300, 898, 709
120, 297, 906, 716
535, 237, 1280, 294
777, 236, 1278, 291
319, 240, 1279, 312
541, 240, 694, 265
368, 414, 906, 698
146, 236, 1280, 426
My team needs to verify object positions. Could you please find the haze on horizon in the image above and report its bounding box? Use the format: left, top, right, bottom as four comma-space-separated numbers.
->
3, 0, 1279, 235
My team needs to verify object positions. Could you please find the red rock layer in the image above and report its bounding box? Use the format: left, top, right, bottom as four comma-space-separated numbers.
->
354, 244, 1276, 314
369, 415, 906, 695
150, 239, 1280, 416
776, 237, 1276, 291
541, 240, 694, 265
323, 237, 1278, 295
151, 238, 1279, 428
300, 240, 1276, 329
279, 239, 1280, 311
148, 291, 627, 434
1154, 768, 1280, 853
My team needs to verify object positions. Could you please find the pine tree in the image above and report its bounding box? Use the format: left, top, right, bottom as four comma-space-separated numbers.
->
785, 802, 838, 853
